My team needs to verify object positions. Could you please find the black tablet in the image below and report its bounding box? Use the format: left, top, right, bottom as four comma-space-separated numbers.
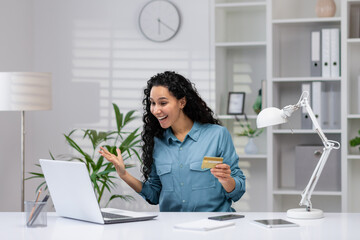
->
208, 214, 244, 221
253, 219, 298, 228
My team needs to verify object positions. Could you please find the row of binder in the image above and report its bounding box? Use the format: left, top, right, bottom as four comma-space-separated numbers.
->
301, 82, 340, 130
311, 28, 340, 78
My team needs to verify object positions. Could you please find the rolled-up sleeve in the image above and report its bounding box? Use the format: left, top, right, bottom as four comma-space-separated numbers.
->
219, 127, 246, 202
139, 164, 162, 205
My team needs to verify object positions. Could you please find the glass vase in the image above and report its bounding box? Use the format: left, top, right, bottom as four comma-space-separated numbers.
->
245, 138, 258, 154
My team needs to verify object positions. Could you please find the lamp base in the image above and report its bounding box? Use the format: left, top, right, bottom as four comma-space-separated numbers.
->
287, 208, 324, 219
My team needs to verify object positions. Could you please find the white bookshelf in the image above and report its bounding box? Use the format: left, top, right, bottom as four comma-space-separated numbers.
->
212, 0, 360, 213
213, 0, 268, 212
346, 0, 360, 212
270, 0, 344, 213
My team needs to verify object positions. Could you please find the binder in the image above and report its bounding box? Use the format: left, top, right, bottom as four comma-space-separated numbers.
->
321, 29, 331, 77
311, 31, 322, 77
312, 81, 322, 129
301, 83, 312, 129
321, 83, 330, 129
328, 82, 341, 129
358, 76, 360, 114
261, 80, 266, 110
330, 28, 340, 77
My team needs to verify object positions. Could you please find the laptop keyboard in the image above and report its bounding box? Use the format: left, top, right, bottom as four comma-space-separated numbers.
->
101, 212, 130, 219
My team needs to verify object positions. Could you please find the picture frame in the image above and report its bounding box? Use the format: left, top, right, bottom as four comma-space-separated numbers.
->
227, 92, 245, 115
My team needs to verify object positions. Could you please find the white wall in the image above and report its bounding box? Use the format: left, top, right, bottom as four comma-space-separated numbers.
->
0, 0, 213, 211
0, 0, 34, 211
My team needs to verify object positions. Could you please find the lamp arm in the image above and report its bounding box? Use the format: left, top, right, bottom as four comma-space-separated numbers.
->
299, 146, 333, 211
298, 97, 339, 211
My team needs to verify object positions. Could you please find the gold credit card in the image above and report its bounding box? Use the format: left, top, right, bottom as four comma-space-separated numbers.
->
201, 156, 223, 169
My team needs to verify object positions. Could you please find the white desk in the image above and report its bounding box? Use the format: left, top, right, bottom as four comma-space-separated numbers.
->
2, 212, 360, 240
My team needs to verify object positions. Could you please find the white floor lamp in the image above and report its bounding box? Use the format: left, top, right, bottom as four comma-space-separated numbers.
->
0, 72, 52, 211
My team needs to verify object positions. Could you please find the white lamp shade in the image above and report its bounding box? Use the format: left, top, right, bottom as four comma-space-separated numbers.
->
256, 107, 287, 128
0, 72, 52, 111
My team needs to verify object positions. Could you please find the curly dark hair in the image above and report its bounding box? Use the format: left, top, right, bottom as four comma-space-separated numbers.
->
141, 71, 220, 180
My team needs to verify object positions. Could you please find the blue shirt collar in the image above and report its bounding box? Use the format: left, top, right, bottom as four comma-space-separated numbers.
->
165, 121, 201, 144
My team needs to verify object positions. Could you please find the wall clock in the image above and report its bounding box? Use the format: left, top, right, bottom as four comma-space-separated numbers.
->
138, 0, 181, 42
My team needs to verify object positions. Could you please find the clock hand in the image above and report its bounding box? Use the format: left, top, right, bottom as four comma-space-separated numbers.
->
158, 18, 176, 32
157, 18, 161, 35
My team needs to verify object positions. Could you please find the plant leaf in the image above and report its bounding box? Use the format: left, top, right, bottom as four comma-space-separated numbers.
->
123, 110, 137, 127
113, 103, 123, 133
49, 151, 56, 160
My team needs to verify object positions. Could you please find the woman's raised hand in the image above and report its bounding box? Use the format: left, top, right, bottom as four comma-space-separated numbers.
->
99, 147, 126, 177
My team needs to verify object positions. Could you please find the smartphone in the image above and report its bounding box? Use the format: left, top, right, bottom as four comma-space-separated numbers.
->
208, 214, 245, 221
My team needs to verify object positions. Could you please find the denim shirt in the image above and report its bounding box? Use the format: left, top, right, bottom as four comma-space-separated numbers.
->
139, 121, 246, 212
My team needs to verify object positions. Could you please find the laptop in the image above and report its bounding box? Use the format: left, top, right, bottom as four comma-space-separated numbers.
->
39, 159, 157, 224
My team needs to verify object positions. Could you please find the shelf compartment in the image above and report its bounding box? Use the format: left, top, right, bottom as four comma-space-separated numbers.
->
272, 134, 341, 192
348, 159, 360, 212
215, 47, 266, 115
347, 43, 360, 115
215, 3, 266, 43
272, 82, 341, 130
272, 0, 341, 20
235, 152, 267, 212
272, 21, 340, 78
348, 2, 360, 38
348, 119, 360, 154
226, 118, 267, 155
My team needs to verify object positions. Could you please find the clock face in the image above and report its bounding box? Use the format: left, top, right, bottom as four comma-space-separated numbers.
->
139, 0, 181, 42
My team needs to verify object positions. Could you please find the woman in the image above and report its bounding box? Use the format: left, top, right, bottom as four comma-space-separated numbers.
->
99, 71, 245, 212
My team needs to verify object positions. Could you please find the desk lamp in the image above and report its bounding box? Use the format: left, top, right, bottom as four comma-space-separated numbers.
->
0, 72, 52, 211
256, 91, 340, 219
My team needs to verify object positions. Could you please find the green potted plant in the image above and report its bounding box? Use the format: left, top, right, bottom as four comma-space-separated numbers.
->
236, 121, 263, 154
350, 130, 360, 151
26, 103, 141, 207
236, 122, 263, 138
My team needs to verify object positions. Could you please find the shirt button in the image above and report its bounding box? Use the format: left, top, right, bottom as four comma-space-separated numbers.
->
180, 164, 183, 168
180, 147, 182, 150
182, 200, 186, 203
180, 182, 184, 186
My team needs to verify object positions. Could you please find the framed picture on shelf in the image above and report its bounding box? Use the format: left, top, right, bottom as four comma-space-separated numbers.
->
227, 92, 245, 115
